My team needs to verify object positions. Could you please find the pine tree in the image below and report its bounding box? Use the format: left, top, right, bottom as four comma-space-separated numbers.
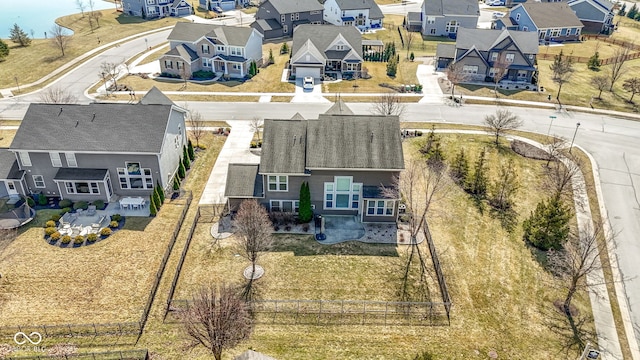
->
268, 48, 275, 65
522, 195, 572, 250
450, 148, 469, 185
10, 24, 31, 47
156, 181, 165, 203
466, 148, 488, 198
386, 56, 398, 77
183, 146, 191, 169
187, 140, 195, 161
173, 176, 181, 191
587, 52, 600, 70
149, 195, 157, 216
298, 182, 313, 223
618, 3, 626, 16
178, 158, 186, 179
153, 186, 162, 210
0, 39, 9, 61
280, 42, 288, 55
627, 3, 637, 19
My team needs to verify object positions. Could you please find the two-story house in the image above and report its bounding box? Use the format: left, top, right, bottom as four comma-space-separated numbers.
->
493, 2, 583, 42
322, 0, 384, 31
199, 0, 249, 12
159, 22, 263, 79
251, 0, 324, 40
122, 0, 192, 18
421, 0, 479, 38
567, 0, 615, 34
435, 28, 539, 89
225, 101, 404, 224
7, 88, 186, 202
290, 24, 363, 80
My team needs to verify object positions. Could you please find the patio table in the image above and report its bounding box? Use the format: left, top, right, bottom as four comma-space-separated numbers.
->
119, 197, 145, 209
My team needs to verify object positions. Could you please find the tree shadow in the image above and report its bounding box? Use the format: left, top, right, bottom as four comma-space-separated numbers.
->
541, 301, 596, 357
489, 207, 518, 232
269, 234, 399, 257
122, 216, 152, 231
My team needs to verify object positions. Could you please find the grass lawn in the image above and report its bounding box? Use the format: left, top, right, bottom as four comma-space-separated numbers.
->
0, 130, 16, 147
0, 10, 186, 90
323, 59, 419, 93
160, 134, 594, 359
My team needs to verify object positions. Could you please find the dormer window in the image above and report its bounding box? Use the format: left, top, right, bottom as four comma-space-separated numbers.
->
336, 45, 344, 50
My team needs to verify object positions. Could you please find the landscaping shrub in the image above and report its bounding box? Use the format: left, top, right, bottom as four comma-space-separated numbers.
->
183, 146, 191, 169
50, 214, 62, 222
61, 235, 71, 244
159, 72, 181, 79
111, 214, 122, 222
178, 159, 186, 179
45, 220, 56, 228
87, 233, 98, 242
250, 141, 262, 148
187, 140, 195, 161
58, 199, 72, 208
50, 232, 61, 241
74, 236, 85, 244
100, 228, 112, 237
302, 223, 309, 232
191, 70, 215, 80
173, 176, 181, 191
109, 221, 119, 228
282, 212, 295, 225
92, 200, 106, 210
59, 207, 72, 215
38, 193, 47, 206
45, 227, 57, 236
73, 201, 89, 210
285, 225, 292, 231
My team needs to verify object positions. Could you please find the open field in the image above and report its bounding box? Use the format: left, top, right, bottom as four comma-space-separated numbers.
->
157, 134, 594, 359
0, 10, 186, 90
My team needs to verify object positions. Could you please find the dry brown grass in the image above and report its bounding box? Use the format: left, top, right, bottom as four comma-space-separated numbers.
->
0, 130, 16, 147
324, 60, 419, 93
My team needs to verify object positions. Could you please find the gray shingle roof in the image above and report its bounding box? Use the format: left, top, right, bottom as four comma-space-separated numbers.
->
455, 28, 539, 55
54, 168, 109, 181
10, 102, 176, 153
334, 0, 383, 19
406, 11, 422, 25
140, 86, 175, 105
323, 99, 354, 115
291, 25, 363, 64
165, 44, 199, 61
225, 164, 264, 197
435, 43, 456, 59
0, 149, 22, 180
260, 119, 308, 174
520, 2, 584, 29
424, 0, 479, 17
266, 0, 323, 14
167, 22, 256, 46
252, 18, 282, 32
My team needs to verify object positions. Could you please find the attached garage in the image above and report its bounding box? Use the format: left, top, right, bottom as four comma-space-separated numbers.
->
294, 66, 321, 80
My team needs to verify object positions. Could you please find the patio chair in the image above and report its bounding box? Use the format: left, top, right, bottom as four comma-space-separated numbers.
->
87, 205, 96, 216
76, 209, 85, 217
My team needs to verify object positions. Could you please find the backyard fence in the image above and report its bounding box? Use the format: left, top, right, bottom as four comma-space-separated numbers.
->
581, 34, 640, 50
164, 207, 201, 320
3, 349, 149, 360
196, 204, 223, 223
0, 323, 141, 341
168, 299, 450, 327
537, 50, 640, 64
424, 223, 452, 320
137, 191, 192, 339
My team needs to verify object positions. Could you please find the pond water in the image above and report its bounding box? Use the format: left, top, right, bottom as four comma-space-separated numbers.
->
1, 0, 114, 39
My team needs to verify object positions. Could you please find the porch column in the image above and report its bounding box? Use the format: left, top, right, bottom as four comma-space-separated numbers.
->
240, 63, 244, 77
224, 61, 229, 75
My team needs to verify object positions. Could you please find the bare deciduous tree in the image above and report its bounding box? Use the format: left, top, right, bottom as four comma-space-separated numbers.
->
100, 61, 122, 91
590, 75, 609, 100
234, 200, 273, 301
372, 92, 406, 117
550, 50, 574, 107
50, 25, 72, 57
483, 108, 523, 146
38, 87, 78, 104
622, 77, 640, 103
180, 284, 253, 360
445, 62, 470, 96
187, 109, 206, 147
250, 117, 263, 142
545, 136, 567, 167
76, 0, 86, 16
492, 53, 510, 99
405, 30, 415, 59
543, 154, 582, 204
609, 45, 631, 91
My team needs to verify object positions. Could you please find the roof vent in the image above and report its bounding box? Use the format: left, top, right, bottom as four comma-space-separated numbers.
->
75, 120, 79, 127
58, 107, 63, 116
293, 135, 297, 144
370, 131, 374, 143
91, 113, 96, 122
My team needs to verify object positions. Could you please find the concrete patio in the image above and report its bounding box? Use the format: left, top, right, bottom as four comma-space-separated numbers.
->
56, 201, 150, 236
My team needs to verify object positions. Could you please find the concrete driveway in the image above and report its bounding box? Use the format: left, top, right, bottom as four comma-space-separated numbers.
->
291, 78, 330, 103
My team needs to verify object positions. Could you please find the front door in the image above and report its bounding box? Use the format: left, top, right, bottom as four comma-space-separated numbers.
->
6, 181, 18, 195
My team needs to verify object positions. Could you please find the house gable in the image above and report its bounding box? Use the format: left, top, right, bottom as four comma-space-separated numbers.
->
325, 33, 352, 52
291, 39, 325, 65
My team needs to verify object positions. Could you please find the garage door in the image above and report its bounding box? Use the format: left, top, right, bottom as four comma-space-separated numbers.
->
295, 67, 320, 80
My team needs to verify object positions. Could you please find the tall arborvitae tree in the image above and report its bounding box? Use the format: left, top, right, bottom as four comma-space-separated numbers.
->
178, 158, 186, 179
465, 148, 488, 199
153, 185, 162, 210
173, 176, 181, 191
187, 140, 195, 161
156, 180, 165, 203
183, 146, 191, 170
298, 182, 312, 223
450, 148, 470, 186
149, 194, 157, 216
522, 195, 572, 250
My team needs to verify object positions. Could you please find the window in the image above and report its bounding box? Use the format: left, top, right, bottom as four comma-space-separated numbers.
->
528, 54, 535, 61
575, 28, 580, 36
202, 58, 212, 67
202, 45, 210, 54
281, 14, 286, 23
283, 25, 288, 33
65, 181, 100, 194
344, 63, 358, 71
489, 67, 496, 77
270, 200, 299, 213
522, 26, 528, 31
310, 10, 321, 15
517, 70, 528, 79
33, 175, 45, 188
268, 175, 288, 191
427, 16, 435, 24
490, 52, 498, 61
65, 153, 77, 167
462, 65, 479, 74
445, 20, 459, 33
515, 13, 520, 21
295, 12, 299, 20
230, 47, 242, 56
505, 53, 515, 62
50, 152, 62, 167
176, 62, 183, 69
550, 28, 561, 37
216, 45, 225, 52
164, 60, 173, 69
18, 151, 31, 167
324, 177, 361, 210
430, 28, 436, 35
367, 200, 394, 216
117, 162, 153, 190
291, 13, 295, 20
147, 0, 154, 4
232, 64, 242, 70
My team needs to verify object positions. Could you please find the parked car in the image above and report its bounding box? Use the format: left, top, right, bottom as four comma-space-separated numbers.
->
213, 6, 223, 13
486, 0, 505, 5
303, 76, 314, 92
492, 11, 506, 19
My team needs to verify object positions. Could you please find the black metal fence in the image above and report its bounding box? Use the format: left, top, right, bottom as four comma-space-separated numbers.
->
137, 191, 192, 338
168, 299, 450, 326
0, 322, 140, 342
4, 349, 148, 360
423, 223, 451, 320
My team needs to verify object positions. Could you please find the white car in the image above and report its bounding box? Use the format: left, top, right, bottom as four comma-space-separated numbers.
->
303, 76, 314, 92
492, 11, 506, 19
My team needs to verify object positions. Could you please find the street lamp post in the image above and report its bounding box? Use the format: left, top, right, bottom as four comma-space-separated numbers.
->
547, 115, 557, 136
569, 122, 581, 153
144, 38, 148, 50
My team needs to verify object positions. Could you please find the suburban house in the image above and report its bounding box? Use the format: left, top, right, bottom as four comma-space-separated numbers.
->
290, 24, 363, 80
420, 0, 480, 37
322, 0, 384, 31
567, 0, 615, 34
0, 149, 26, 199
6, 88, 187, 202
435, 28, 539, 89
199, 0, 249, 12
225, 102, 404, 223
159, 22, 263, 79
121, 0, 192, 18
251, 0, 324, 40
493, 2, 583, 42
